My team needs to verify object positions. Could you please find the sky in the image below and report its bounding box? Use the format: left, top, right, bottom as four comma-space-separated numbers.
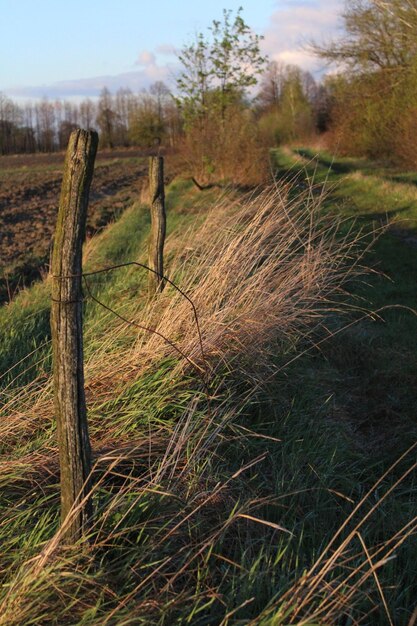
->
1, 0, 344, 100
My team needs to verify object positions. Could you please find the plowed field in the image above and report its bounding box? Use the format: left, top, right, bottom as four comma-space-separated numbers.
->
0, 149, 149, 301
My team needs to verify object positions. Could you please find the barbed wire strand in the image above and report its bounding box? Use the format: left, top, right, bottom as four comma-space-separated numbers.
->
54, 261, 208, 387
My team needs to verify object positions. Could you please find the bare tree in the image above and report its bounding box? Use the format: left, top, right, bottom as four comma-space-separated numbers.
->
35, 99, 56, 152
79, 99, 96, 130
256, 61, 286, 109
313, 0, 417, 73
96, 87, 116, 148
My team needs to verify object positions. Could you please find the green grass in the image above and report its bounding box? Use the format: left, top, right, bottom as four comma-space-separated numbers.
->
286, 146, 417, 226
274, 146, 417, 442
272, 147, 417, 621
0, 164, 416, 625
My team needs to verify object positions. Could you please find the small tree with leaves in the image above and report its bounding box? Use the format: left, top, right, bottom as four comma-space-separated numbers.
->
176, 8, 266, 125
176, 8, 267, 183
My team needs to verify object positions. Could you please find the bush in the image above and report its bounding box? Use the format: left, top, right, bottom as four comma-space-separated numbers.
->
178, 105, 269, 187
325, 63, 417, 167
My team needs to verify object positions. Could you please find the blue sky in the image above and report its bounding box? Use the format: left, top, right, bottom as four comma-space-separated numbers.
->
1, 0, 343, 99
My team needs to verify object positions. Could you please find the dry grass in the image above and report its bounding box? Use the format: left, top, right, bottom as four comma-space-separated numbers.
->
2, 181, 356, 431
0, 181, 389, 625
250, 440, 417, 626
97, 183, 356, 374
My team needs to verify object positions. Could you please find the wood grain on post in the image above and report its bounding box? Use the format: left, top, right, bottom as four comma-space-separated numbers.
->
148, 156, 166, 295
51, 129, 98, 543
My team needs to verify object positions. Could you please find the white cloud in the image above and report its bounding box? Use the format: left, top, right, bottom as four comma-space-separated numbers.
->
262, 0, 343, 74
136, 50, 156, 66
155, 43, 177, 57
5, 64, 176, 100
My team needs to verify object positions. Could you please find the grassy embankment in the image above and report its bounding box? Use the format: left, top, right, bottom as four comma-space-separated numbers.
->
0, 153, 416, 625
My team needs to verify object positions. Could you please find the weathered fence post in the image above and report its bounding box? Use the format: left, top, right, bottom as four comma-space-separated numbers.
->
148, 156, 166, 295
51, 129, 98, 543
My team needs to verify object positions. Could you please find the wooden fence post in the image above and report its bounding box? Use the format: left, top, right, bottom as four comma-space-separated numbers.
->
51, 129, 98, 543
148, 156, 166, 295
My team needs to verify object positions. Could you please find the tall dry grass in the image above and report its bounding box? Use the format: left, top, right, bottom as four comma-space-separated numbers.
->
94, 183, 357, 374
0, 181, 378, 625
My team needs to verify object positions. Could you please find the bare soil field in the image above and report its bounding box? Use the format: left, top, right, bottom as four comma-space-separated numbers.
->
0, 149, 151, 301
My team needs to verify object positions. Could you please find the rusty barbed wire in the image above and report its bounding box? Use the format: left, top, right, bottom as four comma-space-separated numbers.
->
53, 261, 208, 384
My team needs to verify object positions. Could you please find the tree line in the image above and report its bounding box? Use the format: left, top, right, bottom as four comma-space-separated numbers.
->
0, 8, 329, 181
0, 84, 181, 154
0, 68, 325, 154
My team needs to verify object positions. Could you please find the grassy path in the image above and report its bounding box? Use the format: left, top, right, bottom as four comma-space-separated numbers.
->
274, 146, 417, 455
